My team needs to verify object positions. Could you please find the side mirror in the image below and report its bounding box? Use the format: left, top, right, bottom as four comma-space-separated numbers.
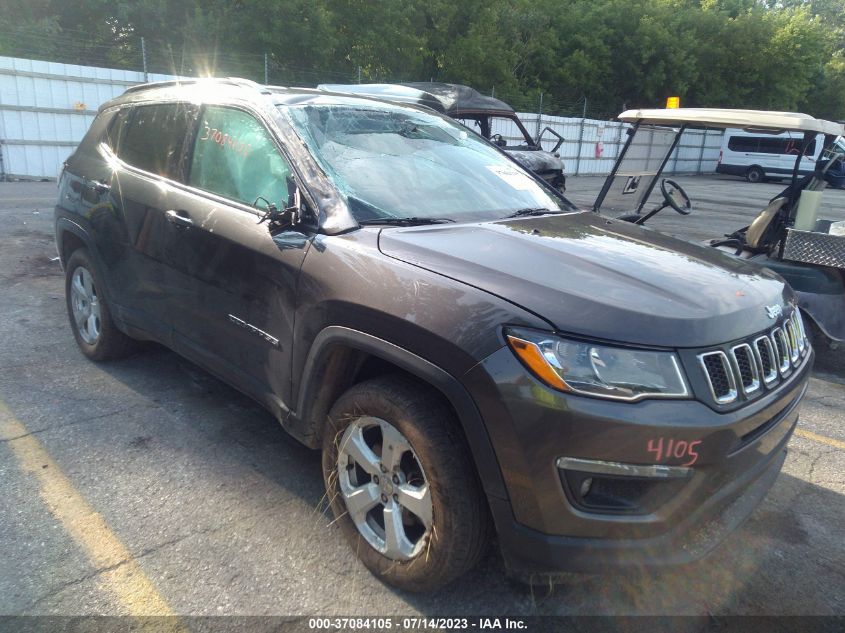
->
286, 176, 302, 223
256, 176, 303, 233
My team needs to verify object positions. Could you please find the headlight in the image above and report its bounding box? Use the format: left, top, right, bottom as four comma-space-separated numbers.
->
505, 328, 690, 402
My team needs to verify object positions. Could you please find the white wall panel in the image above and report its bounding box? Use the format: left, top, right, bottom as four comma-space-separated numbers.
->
0, 55, 725, 180
0, 56, 179, 178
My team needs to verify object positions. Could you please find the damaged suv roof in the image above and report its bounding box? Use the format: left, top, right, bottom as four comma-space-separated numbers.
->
102, 78, 426, 113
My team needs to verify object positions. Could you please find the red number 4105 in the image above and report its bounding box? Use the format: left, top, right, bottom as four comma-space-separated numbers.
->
647, 437, 702, 466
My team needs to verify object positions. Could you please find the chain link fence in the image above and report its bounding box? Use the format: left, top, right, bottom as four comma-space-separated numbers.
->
0, 51, 722, 180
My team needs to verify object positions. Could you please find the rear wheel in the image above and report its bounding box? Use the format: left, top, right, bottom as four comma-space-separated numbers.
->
65, 248, 136, 361
322, 376, 490, 592
746, 166, 764, 184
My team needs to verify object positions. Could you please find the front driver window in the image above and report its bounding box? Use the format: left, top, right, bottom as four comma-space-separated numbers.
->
189, 106, 291, 209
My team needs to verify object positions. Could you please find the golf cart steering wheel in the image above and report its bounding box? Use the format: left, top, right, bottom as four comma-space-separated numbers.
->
491, 133, 507, 148
661, 179, 693, 215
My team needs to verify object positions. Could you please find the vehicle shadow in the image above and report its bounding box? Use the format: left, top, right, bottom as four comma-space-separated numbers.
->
88, 344, 844, 616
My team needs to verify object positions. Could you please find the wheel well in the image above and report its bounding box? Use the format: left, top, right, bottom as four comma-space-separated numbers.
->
303, 345, 459, 447
59, 231, 86, 266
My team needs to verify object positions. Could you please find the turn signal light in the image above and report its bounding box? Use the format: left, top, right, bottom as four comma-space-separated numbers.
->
506, 335, 571, 392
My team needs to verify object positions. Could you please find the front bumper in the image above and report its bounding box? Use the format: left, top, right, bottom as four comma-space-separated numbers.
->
463, 345, 811, 573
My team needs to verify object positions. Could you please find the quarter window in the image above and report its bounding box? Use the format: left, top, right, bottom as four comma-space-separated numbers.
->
118, 104, 195, 178
106, 108, 132, 151
188, 106, 291, 208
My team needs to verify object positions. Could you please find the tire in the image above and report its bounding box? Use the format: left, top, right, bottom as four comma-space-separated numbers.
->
65, 248, 136, 361
746, 166, 764, 184
322, 375, 491, 592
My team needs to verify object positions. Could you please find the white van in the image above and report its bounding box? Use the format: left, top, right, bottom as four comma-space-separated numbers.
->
716, 128, 822, 183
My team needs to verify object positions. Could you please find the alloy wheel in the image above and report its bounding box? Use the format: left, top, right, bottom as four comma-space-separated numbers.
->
70, 266, 101, 345
336, 416, 433, 560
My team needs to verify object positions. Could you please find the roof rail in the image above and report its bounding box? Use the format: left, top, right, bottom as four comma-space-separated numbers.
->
123, 76, 274, 96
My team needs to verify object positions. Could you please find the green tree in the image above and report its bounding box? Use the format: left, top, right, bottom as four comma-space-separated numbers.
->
0, 0, 842, 119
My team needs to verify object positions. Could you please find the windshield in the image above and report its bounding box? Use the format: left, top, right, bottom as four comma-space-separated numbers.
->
820, 137, 845, 165
593, 125, 677, 215
282, 103, 568, 223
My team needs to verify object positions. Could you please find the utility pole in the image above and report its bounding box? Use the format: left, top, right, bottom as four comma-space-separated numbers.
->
582, 96, 587, 119
357, 66, 362, 84
575, 118, 586, 175
141, 37, 148, 82
536, 91, 543, 139
264, 53, 269, 85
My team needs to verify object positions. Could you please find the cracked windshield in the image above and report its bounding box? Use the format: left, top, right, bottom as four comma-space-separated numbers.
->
285, 103, 567, 223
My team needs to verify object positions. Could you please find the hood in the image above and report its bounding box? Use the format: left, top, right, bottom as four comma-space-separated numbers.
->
401, 82, 516, 116
378, 212, 792, 348
507, 149, 563, 173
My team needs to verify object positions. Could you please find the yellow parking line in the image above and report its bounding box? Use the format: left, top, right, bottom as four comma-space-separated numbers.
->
0, 400, 178, 617
795, 428, 845, 450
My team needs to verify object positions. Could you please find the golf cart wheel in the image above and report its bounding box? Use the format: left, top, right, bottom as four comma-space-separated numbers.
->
746, 166, 764, 184
65, 248, 136, 361
322, 375, 491, 592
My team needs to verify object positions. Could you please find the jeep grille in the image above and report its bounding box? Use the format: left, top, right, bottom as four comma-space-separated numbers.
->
697, 309, 809, 405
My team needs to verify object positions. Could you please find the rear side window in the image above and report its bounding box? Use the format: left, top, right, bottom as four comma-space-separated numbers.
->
188, 106, 291, 208
728, 135, 817, 156
785, 138, 816, 155
728, 136, 761, 153
118, 103, 195, 179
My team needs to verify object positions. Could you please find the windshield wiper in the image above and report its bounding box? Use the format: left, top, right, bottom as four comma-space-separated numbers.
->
358, 217, 455, 227
504, 207, 563, 219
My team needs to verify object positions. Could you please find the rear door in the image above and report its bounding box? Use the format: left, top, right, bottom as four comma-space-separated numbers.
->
104, 102, 197, 341
162, 104, 313, 408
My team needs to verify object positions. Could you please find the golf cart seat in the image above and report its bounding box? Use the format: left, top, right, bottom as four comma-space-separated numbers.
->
709, 196, 788, 257
745, 197, 789, 248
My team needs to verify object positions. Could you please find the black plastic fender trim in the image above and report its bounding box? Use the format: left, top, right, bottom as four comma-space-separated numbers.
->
291, 325, 508, 500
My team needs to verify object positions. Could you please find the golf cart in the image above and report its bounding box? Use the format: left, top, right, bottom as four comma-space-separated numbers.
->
594, 108, 845, 346
318, 82, 567, 190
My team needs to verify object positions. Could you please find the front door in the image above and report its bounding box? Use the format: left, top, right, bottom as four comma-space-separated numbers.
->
162, 104, 313, 409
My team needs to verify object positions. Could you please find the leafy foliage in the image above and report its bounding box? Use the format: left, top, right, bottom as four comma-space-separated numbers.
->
0, 0, 843, 119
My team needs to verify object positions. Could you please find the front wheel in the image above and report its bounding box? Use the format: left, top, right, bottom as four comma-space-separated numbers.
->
322, 376, 491, 592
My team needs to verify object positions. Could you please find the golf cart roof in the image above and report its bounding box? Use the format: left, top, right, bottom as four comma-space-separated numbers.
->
317, 82, 515, 117
618, 108, 844, 136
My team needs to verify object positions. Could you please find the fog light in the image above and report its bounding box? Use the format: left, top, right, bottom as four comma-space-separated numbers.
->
558, 456, 691, 515
580, 477, 593, 497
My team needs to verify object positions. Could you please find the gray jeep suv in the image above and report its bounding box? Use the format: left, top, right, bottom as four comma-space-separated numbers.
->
55, 78, 812, 592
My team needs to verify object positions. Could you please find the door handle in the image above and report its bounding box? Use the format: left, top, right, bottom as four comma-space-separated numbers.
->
165, 209, 193, 228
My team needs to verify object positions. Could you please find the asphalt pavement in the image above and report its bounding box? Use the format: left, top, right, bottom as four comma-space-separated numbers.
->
0, 177, 843, 617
